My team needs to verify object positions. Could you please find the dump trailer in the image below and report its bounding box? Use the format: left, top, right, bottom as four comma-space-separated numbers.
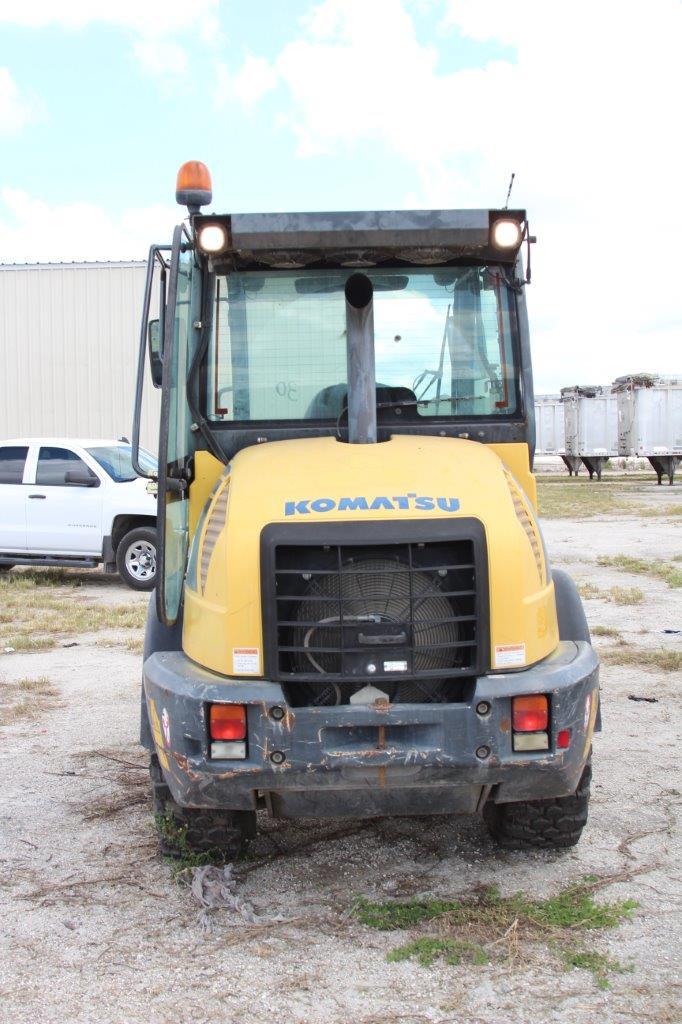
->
132, 162, 599, 856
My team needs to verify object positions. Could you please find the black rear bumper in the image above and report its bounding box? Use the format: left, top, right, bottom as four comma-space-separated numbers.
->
143, 641, 599, 818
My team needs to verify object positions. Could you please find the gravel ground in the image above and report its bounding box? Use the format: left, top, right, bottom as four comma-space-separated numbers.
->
0, 480, 680, 1024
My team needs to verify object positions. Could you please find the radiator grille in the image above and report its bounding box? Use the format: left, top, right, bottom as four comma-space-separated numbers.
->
270, 538, 480, 704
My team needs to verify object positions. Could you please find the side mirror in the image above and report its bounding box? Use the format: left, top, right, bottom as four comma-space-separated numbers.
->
64, 470, 100, 488
148, 319, 163, 388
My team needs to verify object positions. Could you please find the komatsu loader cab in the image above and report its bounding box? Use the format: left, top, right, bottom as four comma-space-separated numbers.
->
133, 161, 599, 857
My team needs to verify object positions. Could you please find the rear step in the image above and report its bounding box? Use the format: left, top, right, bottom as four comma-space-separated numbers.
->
0, 555, 99, 568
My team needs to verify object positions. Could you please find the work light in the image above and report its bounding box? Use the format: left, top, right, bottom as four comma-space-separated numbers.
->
492, 218, 523, 249
197, 223, 228, 254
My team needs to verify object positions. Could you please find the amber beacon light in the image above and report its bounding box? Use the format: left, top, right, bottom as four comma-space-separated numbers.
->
175, 160, 212, 213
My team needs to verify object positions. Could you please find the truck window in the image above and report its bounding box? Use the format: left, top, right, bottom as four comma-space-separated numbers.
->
87, 445, 157, 482
36, 447, 97, 486
206, 267, 518, 423
0, 446, 28, 483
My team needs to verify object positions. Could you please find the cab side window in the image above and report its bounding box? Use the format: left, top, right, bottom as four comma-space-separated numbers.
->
36, 447, 96, 486
0, 446, 28, 483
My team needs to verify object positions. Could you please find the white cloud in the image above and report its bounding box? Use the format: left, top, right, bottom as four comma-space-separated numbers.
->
0, 68, 34, 134
0, 188, 179, 262
133, 38, 189, 77
215, 55, 279, 110
223, 0, 682, 389
0, 0, 221, 78
0, 1, 220, 36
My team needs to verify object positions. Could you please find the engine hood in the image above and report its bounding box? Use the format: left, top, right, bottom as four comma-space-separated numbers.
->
183, 435, 557, 678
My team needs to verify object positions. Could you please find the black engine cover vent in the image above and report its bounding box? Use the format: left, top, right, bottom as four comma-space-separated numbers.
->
261, 520, 488, 706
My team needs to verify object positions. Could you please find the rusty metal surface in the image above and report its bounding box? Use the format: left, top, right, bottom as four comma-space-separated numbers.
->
143, 641, 598, 817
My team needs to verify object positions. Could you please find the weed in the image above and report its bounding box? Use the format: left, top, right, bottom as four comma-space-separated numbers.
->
563, 949, 631, 989
0, 675, 59, 725
2, 635, 57, 652
0, 572, 146, 649
597, 554, 682, 588
355, 897, 460, 930
609, 586, 644, 605
155, 814, 227, 874
591, 626, 622, 638
601, 646, 682, 672
355, 882, 637, 986
388, 937, 488, 967
577, 583, 644, 605
536, 476, 657, 520
658, 505, 682, 518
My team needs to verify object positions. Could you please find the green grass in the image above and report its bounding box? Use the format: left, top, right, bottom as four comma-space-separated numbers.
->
597, 554, 682, 588
355, 884, 637, 935
387, 937, 489, 967
354, 882, 637, 985
355, 897, 460, 930
0, 571, 146, 650
562, 949, 632, 990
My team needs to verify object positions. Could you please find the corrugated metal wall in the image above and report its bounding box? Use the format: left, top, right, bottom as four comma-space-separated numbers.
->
0, 262, 161, 452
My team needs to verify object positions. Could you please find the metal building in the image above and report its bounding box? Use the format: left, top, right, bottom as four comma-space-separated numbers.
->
0, 262, 160, 451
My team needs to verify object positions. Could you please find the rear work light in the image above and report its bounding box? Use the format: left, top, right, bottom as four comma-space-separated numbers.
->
210, 704, 247, 760
512, 694, 549, 752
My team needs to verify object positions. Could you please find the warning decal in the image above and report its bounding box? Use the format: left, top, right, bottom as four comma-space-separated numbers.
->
233, 647, 260, 674
494, 643, 526, 669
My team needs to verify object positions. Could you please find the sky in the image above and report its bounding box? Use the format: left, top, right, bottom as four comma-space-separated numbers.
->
0, 0, 680, 393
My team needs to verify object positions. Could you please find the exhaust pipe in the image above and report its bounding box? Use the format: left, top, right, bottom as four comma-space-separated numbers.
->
345, 272, 377, 444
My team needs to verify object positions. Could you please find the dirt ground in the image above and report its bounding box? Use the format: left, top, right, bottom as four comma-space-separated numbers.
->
0, 476, 680, 1024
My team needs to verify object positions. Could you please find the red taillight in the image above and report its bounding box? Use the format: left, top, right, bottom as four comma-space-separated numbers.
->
512, 695, 548, 732
557, 728, 571, 749
210, 704, 246, 741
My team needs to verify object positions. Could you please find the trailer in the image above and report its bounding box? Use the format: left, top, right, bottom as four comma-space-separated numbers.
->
534, 395, 565, 455
560, 385, 618, 480
613, 374, 682, 484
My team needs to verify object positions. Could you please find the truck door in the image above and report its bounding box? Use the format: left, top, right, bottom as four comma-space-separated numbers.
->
0, 445, 29, 552
156, 225, 202, 625
26, 446, 103, 554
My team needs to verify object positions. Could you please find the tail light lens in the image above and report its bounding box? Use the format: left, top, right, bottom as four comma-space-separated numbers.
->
210, 704, 247, 741
512, 695, 548, 732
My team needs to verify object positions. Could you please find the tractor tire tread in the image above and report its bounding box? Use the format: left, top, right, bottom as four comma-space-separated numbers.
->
484, 763, 591, 850
149, 754, 255, 859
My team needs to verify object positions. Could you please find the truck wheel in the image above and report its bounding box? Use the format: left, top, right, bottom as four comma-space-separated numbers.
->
484, 762, 591, 850
116, 526, 157, 591
150, 754, 256, 859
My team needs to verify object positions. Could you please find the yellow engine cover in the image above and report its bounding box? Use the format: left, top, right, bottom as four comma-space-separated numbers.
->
184, 435, 558, 678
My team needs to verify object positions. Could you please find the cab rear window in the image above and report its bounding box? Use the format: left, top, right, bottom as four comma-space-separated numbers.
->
0, 446, 28, 484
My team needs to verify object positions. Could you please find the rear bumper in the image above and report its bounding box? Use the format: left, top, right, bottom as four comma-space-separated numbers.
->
143, 641, 599, 817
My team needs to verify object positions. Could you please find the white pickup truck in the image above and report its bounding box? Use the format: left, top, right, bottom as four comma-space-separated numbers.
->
0, 438, 158, 590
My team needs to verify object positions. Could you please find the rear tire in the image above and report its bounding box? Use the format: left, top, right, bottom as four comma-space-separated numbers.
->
150, 754, 255, 859
484, 762, 591, 850
116, 526, 157, 591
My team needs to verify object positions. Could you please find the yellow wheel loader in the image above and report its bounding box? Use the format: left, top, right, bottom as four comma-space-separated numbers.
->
132, 161, 599, 858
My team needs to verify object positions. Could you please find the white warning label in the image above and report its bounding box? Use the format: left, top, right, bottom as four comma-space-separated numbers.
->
233, 647, 259, 674
494, 643, 526, 669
